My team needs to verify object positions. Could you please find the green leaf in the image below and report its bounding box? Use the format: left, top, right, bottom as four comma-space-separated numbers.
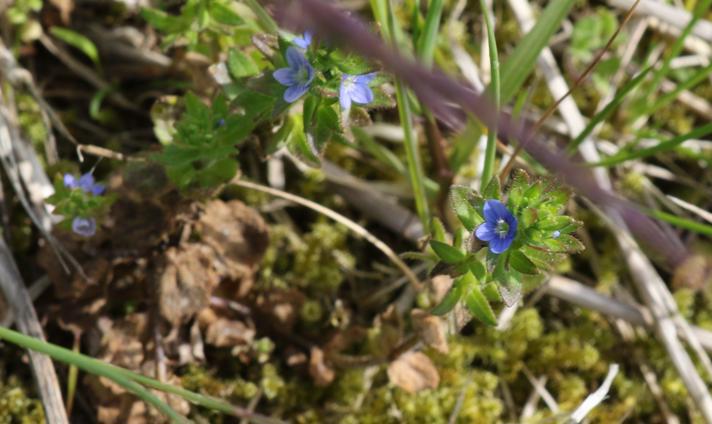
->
462, 272, 497, 326
431, 217, 447, 243
466, 257, 486, 281
285, 115, 320, 166
449, 185, 482, 231
227, 48, 260, 79
509, 250, 538, 275
140, 8, 188, 33
196, 158, 237, 187
210, 2, 244, 26
430, 277, 463, 316
497, 272, 522, 307
50, 27, 100, 66
482, 176, 501, 200
430, 240, 466, 264
545, 234, 585, 253
497, 0, 576, 103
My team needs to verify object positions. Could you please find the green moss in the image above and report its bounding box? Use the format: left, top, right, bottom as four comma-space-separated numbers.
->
0, 375, 44, 424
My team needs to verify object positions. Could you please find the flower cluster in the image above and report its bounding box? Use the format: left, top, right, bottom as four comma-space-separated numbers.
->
273, 32, 377, 110
62, 172, 104, 237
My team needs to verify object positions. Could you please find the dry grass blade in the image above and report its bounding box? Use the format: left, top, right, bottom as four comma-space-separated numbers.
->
0, 237, 68, 423
498, 0, 641, 181
232, 179, 422, 291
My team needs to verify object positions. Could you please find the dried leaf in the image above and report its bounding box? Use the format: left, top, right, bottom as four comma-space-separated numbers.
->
387, 351, 440, 393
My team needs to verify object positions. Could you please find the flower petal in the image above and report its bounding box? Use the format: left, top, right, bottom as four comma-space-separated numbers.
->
354, 72, 377, 84
339, 82, 352, 110
483, 199, 508, 223
283, 83, 309, 103
489, 236, 512, 254
285, 47, 307, 69
304, 63, 315, 84
63, 173, 77, 189
78, 173, 95, 192
91, 183, 106, 196
293, 31, 313, 49
273, 68, 297, 86
475, 223, 496, 242
72, 217, 96, 237
349, 83, 374, 105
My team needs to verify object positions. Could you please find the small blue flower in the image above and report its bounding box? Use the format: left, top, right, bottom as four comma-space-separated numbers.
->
339, 72, 376, 110
63, 172, 105, 196
72, 217, 96, 237
273, 47, 315, 103
552, 230, 561, 239
475, 199, 518, 254
293, 31, 312, 49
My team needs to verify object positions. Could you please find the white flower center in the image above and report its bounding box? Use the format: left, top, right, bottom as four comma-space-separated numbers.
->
495, 218, 509, 239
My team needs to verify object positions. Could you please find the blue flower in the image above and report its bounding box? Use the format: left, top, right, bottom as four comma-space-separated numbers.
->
273, 47, 315, 103
293, 31, 312, 49
339, 72, 376, 110
552, 230, 561, 239
475, 199, 518, 254
63, 172, 105, 196
72, 217, 96, 237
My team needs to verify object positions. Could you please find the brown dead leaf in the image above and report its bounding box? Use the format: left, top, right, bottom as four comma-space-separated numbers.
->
197, 200, 269, 280
309, 347, 335, 386
387, 351, 440, 393
202, 317, 255, 352
49, 0, 73, 24
158, 244, 220, 325
411, 309, 449, 354
674, 254, 712, 291
430, 275, 454, 304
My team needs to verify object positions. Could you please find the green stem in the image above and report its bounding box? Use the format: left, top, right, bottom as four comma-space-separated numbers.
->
479, 0, 500, 191
372, 0, 431, 228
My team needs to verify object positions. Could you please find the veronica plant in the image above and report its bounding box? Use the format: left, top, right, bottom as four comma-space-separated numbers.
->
149, 15, 394, 189
429, 171, 584, 325
47, 172, 113, 237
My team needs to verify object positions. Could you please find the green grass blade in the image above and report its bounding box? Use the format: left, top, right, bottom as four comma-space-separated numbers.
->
647, 209, 712, 238
0, 326, 188, 423
592, 121, 712, 167
417, 0, 443, 67
635, 0, 712, 116
370, 0, 431, 228
642, 61, 712, 117
567, 66, 652, 154
498, 0, 576, 103
479, 0, 500, 191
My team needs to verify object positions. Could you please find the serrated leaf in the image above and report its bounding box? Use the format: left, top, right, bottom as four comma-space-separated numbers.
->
463, 280, 497, 326
509, 250, 538, 275
449, 186, 482, 231
524, 181, 544, 204
431, 278, 463, 315
430, 240, 466, 264
507, 169, 530, 209
482, 177, 501, 200
227, 48, 260, 79
558, 234, 586, 253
